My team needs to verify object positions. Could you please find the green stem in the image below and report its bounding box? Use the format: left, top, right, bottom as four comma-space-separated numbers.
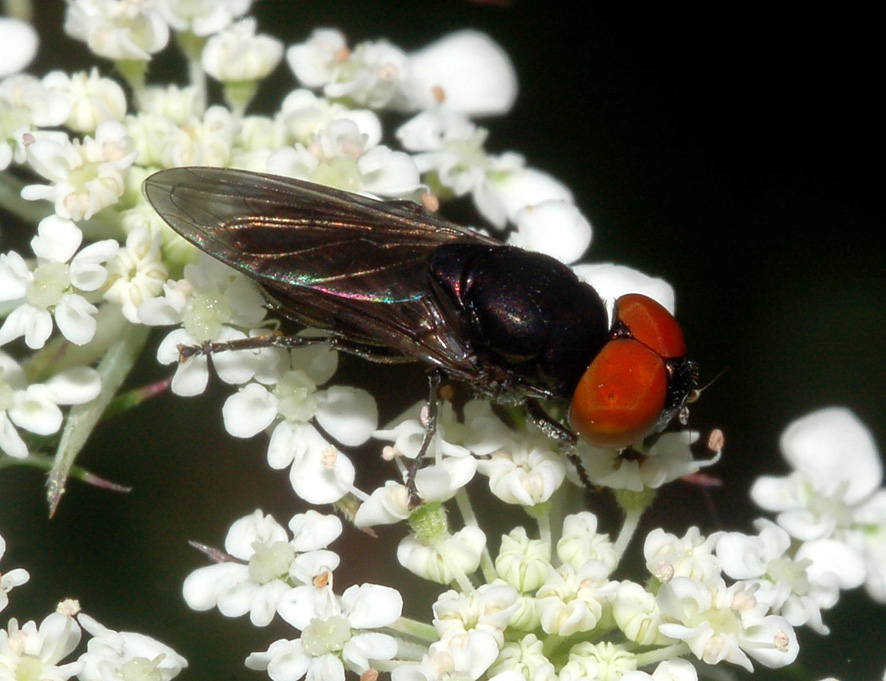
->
613, 505, 644, 560
47, 320, 150, 516
386, 616, 437, 645
633, 642, 691, 668
454, 487, 497, 583
0, 170, 51, 224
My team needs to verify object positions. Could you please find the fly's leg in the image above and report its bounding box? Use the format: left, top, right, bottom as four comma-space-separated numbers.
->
177, 332, 407, 363
406, 370, 444, 509
525, 398, 594, 493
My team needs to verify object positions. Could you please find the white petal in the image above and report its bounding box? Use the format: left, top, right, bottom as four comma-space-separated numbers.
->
0, 305, 53, 349
31, 215, 82, 262
798, 538, 866, 590
485, 167, 573, 225
509, 200, 592, 264
0, 413, 29, 458
182, 562, 247, 610
0, 17, 38, 77
315, 386, 378, 447
0, 252, 30, 301
223, 383, 277, 438
225, 510, 289, 557
357, 147, 422, 197
170, 356, 210, 396
288, 511, 342, 551
69, 239, 119, 290
402, 30, 517, 115
779, 407, 882, 502
716, 532, 766, 579
341, 583, 403, 628
43, 367, 102, 404
343, 632, 398, 671
267, 420, 299, 469
353, 482, 411, 527
10, 385, 63, 435
55, 294, 98, 345
574, 263, 677, 316
213, 327, 259, 385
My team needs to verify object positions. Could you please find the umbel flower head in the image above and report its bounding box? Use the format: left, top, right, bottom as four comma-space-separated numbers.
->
1, 4, 883, 681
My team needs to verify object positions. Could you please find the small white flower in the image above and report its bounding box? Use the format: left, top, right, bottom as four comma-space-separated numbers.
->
0, 75, 71, 169
536, 560, 618, 636
494, 527, 552, 594
558, 641, 637, 681
556, 512, 618, 574
0, 17, 38, 78
182, 510, 342, 627
157, 0, 252, 37
160, 105, 240, 168
657, 576, 799, 671
397, 110, 492, 196
0, 533, 30, 612
21, 120, 136, 221
0, 351, 102, 459
285, 28, 348, 89
77, 613, 187, 681
223, 344, 377, 504
475, 164, 574, 230
395, 30, 518, 116
398, 526, 487, 584
477, 431, 566, 506
717, 519, 864, 633
430, 584, 520, 680
287, 29, 410, 109
103, 226, 168, 323
486, 633, 555, 681
202, 18, 283, 83
268, 118, 422, 198
138, 256, 268, 396
0, 612, 82, 680
43, 68, 128, 134
64, 0, 170, 61
611, 581, 672, 646
644, 527, 723, 586
579, 430, 707, 492
133, 84, 202, 126
751, 406, 881, 541
258, 583, 402, 681
0, 217, 119, 348
277, 89, 382, 147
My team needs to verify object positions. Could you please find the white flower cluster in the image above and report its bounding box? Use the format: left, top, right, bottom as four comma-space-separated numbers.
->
181, 509, 402, 680
1, 3, 884, 680
0, 530, 186, 679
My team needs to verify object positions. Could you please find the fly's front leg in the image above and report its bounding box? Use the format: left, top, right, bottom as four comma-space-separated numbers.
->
525, 398, 594, 493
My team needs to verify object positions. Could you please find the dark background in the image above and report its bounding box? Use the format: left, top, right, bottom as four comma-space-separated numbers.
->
1, 3, 882, 680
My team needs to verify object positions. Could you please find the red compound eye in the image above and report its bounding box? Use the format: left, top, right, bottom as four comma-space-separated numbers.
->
616, 293, 686, 358
569, 338, 669, 449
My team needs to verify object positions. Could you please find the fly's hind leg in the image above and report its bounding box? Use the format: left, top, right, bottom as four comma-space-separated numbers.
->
405, 370, 445, 509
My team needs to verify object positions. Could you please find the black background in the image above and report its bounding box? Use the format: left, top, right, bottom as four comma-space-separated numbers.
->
1, 3, 883, 680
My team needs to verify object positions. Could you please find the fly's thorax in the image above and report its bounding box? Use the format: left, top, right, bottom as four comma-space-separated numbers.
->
428, 243, 609, 397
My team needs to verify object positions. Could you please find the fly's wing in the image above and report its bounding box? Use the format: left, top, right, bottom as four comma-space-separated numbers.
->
143, 167, 499, 377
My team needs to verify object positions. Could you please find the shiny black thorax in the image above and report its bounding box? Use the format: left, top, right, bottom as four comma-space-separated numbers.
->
428, 243, 610, 398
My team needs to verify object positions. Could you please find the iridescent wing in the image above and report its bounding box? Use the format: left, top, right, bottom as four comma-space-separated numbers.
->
143, 167, 500, 378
